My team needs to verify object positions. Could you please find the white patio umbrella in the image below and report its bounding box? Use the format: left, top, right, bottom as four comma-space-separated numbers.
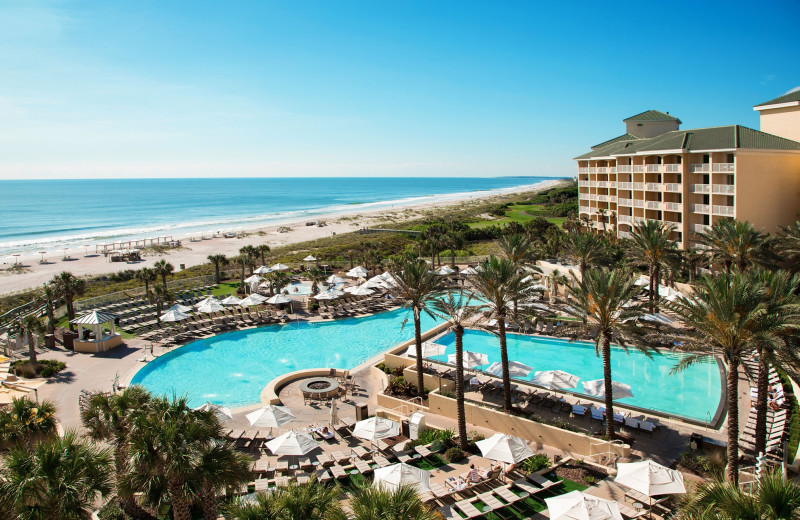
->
326, 274, 345, 284
253, 266, 272, 274
330, 399, 339, 426
194, 296, 220, 308
265, 430, 319, 456
475, 433, 535, 465
271, 263, 290, 271
247, 405, 296, 428
485, 361, 533, 379
406, 341, 448, 358
531, 283, 547, 291
545, 491, 623, 520
221, 295, 243, 306
582, 379, 634, 400
194, 402, 233, 420
615, 461, 685, 510
449, 351, 488, 368
347, 266, 369, 278
196, 300, 225, 313
373, 463, 432, 493
303, 255, 317, 262
160, 309, 189, 322
348, 285, 375, 296
266, 294, 292, 305
244, 275, 263, 284
435, 265, 455, 275
657, 285, 681, 298
461, 266, 478, 276
633, 275, 650, 287
314, 290, 339, 300
165, 303, 193, 314
352, 416, 401, 441
532, 370, 580, 390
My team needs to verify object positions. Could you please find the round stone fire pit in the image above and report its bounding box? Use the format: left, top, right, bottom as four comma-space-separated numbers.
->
299, 377, 340, 399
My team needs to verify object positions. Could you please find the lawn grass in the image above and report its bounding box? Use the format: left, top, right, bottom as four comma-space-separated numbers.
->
468, 203, 566, 229
546, 473, 589, 493
212, 282, 240, 298
410, 454, 448, 471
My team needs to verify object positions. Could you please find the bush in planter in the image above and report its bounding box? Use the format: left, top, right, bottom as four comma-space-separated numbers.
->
444, 447, 466, 463
520, 453, 551, 474
430, 439, 446, 452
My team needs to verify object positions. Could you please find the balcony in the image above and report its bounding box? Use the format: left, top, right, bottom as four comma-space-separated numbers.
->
633, 199, 645, 208
578, 168, 589, 174
588, 194, 598, 200
664, 164, 682, 173
597, 195, 609, 202
618, 230, 632, 239
691, 184, 711, 194
617, 182, 633, 189
712, 184, 735, 195
617, 165, 632, 173
579, 205, 590, 214
690, 164, 710, 173
693, 224, 711, 234
663, 202, 683, 212
596, 181, 609, 188
607, 181, 617, 188
712, 163, 735, 173
646, 201, 662, 210
607, 167, 617, 174
692, 204, 710, 213
645, 164, 661, 173
664, 183, 682, 192
589, 181, 597, 187
618, 215, 633, 223
633, 165, 645, 173
609, 196, 617, 203
645, 183, 662, 191
618, 198, 633, 206
633, 182, 645, 190
596, 167, 608, 174
713, 205, 735, 217
578, 180, 590, 187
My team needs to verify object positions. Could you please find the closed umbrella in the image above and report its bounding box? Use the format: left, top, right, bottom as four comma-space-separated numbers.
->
194, 402, 233, 420
545, 491, 623, 520
475, 433, 535, 465
406, 341, 447, 358
373, 463, 431, 493
221, 295, 243, 306
271, 263, 290, 271
448, 351, 488, 369
582, 380, 634, 400
485, 361, 533, 379
532, 370, 580, 390
614, 460, 685, 516
196, 300, 225, 313
352, 416, 401, 441
160, 309, 189, 322
253, 266, 272, 274
265, 430, 318, 456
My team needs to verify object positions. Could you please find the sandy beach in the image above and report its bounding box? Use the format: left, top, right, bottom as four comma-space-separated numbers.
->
0, 179, 565, 296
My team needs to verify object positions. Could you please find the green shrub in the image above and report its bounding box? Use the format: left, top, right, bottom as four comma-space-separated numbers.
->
444, 447, 466, 463
430, 439, 446, 452
10, 359, 66, 379
584, 475, 596, 485
520, 453, 550, 474
97, 500, 128, 520
774, 365, 799, 461
678, 450, 724, 478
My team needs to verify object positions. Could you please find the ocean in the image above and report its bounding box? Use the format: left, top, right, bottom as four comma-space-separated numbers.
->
0, 176, 565, 256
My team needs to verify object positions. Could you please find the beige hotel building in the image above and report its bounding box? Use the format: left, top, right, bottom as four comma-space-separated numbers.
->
575, 90, 800, 248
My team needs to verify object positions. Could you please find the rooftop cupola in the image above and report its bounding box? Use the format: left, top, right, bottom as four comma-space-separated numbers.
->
623, 110, 681, 138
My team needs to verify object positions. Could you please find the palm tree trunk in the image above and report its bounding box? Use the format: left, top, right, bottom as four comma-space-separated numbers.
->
67, 295, 75, 330
602, 334, 614, 440
46, 303, 55, 335
144, 279, 150, 298
27, 332, 38, 364
414, 308, 425, 396
450, 249, 456, 268
653, 265, 661, 313
168, 479, 192, 520
161, 274, 167, 288
498, 317, 512, 412
214, 263, 221, 284
754, 350, 770, 457
200, 483, 218, 520
454, 325, 468, 450
240, 263, 245, 288
648, 266, 655, 313
726, 358, 741, 484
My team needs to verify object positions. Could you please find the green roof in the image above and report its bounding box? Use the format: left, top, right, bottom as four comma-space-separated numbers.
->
591, 133, 641, 149
623, 110, 681, 123
574, 125, 800, 160
754, 89, 800, 108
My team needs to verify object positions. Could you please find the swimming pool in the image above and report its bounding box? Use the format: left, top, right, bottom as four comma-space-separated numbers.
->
432, 330, 722, 423
131, 307, 441, 408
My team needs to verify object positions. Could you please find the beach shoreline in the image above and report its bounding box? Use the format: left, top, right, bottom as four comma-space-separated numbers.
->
0, 178, 567, 296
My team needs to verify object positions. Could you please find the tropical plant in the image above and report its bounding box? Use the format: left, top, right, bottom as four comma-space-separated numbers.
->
307, 267, 326, 294
40, 283, 58, 335
10, 314, 46, 364
207, 254, 228, 284
223, 492, 279, 520
257, 244, 271, 266
668, 273, 793, 483
597, 207, 607, 233
135, 267, 157, 297
431, 291, 481, 449
444, 230, 465, 267
239, 245, 258, 275
152, 259, 174, 289
678, 469, 800, 519
561, 268, 650, 439
232, 254, 247, 291
390, 258, 448, 395
471, 256, 534, 411
628, 220, 679, 312
497, 234, 538, 268
0, 430, 113, 520
682, 247, 706, 284
0, 397, 57, 444
337, 483, 440, 520
696, 218, 774, 273
563, 232, 606, 279
51, 271, 85, 329
778, 221, 800, 271
152, 284, 173, 324
194, 441, 253, 520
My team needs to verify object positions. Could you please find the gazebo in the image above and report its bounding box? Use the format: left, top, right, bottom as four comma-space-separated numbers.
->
70, 310, 123, 353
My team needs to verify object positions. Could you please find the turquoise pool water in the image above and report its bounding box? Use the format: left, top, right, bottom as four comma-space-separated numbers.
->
131, 307, 441, 408
433, 330, 722, 422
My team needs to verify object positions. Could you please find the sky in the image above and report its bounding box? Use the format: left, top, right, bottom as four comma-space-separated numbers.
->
0, 1, 798, 180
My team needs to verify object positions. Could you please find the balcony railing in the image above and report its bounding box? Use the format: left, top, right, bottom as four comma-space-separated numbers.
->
713, 205, 735, 217
646, 201, 662, 210
663, 202, 683, 212
645, 183, 662, 191
578, 180, 590, 187
579, 205, 590, 213
633, 182, 645, 190
618, 230, 632, 239
693, 224, 711, 234
617, 182, 633, 189
633, 199, 645, 208
664, 183, 682, 192
578, 168, 589, 174
690, 164, 711, 173
617, 198, 633, 206
712, 163, 735, 173
596, 167, 608, 174
607, 181, 617, 188
691, 184, 710, 194
712, 184, 735, 195
589, 181, 597, 187
645, 164, 661, 173
692, 204, 710, 213
607, 167, 616, 174
609, 196, 617, 203
596, 181, 609, 188
664, 164, 682, 173
589, 168, 597, 174
618, 215, 633, 223
597, 195, 609, 202
633, 165, 645, 173
617, 165, 632, 173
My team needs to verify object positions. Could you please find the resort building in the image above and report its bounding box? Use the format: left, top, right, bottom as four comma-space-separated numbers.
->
575, 92, 800, 248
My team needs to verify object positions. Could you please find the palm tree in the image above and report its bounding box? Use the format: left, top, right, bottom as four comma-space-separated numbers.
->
471, 256, 533, 411
497, 234, 538, 268
257, 244, 271, 266
0, 430, 113, 520
678, 469, 800, 519
10, 314, 46, 364
40, 283, 58, 335
232, 254, 247, 291
444, 230, 465, 267
431, 291, 481, 450
390, 258, 448, 395
80, 386, 153, 519
561, 268, 649, 439
223, 492, 279, 520
339, 484, 441, 520
344, 248, 358, 270
152, 259, 174, 288
52, 271, 85, 329
778, 221, 800, 271
152, 284, 173, 324
628, 220, 678, 312
239, 245, 258, 275
546, 268, 568, 304
597, 208, 607, 233
0, 397, 57, 444
307, 268, 326, 294
207, 254, 228, 284
135, 267, 157, 297
682, 247, 706, 284
194, 441, 253, 520
697, 218, 774, 273
273, 480, 343, 520
668, 273, 791, 483
564, 232, 606, 279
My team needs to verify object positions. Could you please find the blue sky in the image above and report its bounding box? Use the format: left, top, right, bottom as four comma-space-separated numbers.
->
0, 0, 798, 179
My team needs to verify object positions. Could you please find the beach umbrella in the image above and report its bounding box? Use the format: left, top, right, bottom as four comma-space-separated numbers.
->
347, 266, 369, 278
238, 295, 262, 307
244, 275, 263, 284
160, 309, 189, 322
532, 283, 547, 291
196, 300, 225, 313
582, 379, 634, 400
615, 460, 685, 502
266, 294, 292, 305
194, 296, 220, 308
38, 251, 47, 262
363, 277, 385, 289
657, 285, 681, 298
303, 255, 317, 262
247, 405, 296, 428
166, 303, 193, 314
194, 402, 233, 420
352, 416, 401, 441
265, 430, 318, 456
532, 370, 580, 390
545, 491, 623, 520
406, 341, 448, 358
326, 274, 345, 284
314, 290, 339, 300
460, 266, 478, 276
475, 433, 535, 464
348, 285, 375, 296
373, 463, 431, 494
633, 275, 650, 287
271, 263, 290, 271
449, 351, 488, 368
435, 265, 455, 276
221, 295, 243, 306
253, 266, 272, 274
330, 399, 339, 426
486, 361, 533, 379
